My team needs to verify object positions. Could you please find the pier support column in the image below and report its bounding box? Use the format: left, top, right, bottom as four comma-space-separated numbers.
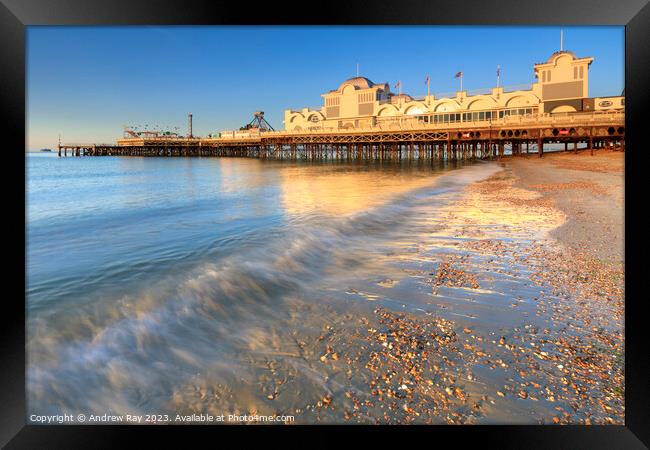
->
537, 138, 543, 158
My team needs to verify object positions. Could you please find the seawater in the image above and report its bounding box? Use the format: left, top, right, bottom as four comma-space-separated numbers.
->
27, 153, 504, 420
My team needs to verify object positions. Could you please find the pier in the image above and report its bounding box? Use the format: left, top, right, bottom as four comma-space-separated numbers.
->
59, 111, 624, 160
56, 49, 625, 162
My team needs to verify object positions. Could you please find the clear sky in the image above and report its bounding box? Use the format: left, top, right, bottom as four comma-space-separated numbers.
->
27, 26, 624, 150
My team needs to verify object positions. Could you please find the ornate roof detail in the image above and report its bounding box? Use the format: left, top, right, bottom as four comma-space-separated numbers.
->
546, 50, 578, 63
338, 76, 375, 90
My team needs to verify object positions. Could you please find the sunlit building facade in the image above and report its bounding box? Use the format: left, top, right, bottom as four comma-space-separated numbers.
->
283, 51, 624, 132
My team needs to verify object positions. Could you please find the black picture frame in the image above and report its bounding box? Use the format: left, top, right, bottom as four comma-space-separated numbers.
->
2, 0, 648, 448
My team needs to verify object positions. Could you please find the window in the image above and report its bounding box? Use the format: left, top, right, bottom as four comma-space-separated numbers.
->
542, 71, 546, 83
580, 66, 584, 79
548, 70, 551, 82
574, 67, 578, 79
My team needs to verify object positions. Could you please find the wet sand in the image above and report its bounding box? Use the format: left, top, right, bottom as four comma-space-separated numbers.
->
169, 150, 624, 425
509, 149, 624, 264
471, 149, 625, 424
336, 150, 626, 424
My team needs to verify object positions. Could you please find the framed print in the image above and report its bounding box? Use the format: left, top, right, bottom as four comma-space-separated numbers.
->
2, 0, 649, 448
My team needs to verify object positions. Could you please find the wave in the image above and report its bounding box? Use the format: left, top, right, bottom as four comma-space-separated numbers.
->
27, 160, 502, 415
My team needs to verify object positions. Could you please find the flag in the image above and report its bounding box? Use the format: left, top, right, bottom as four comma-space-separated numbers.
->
424, 75, 430, 85
394, 80, 401, 89
455, 71, 463, 78
496, 66, 500, 77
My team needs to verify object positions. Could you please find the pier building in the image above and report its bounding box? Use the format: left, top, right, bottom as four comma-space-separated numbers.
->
283, 51, 624, 132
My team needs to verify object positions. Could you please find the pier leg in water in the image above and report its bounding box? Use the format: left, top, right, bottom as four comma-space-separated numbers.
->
537, 138, 543, 158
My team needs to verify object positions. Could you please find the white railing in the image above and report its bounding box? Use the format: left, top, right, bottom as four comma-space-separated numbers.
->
427, 83, 534, 99
502, 83, 534, 92
60, 143, 113, 147
432, 91, 456, 99
118, 137, 201, 142
465, 87, 493, 96
266, 111, 624, 137
106, 111, 624, 145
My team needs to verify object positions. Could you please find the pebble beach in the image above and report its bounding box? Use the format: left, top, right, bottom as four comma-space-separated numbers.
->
168, 150, 625, 425
27, 151, 625, 425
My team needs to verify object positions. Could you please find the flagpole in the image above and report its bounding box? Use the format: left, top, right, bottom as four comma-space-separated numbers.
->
427, 77, 430, 98
497, 65, 500, 88
460, 73, 463, 93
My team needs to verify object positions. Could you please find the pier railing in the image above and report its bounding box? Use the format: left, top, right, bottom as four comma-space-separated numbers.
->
266, 111, 624, 137
58, 143, 113, 148
502, 83, 534, 93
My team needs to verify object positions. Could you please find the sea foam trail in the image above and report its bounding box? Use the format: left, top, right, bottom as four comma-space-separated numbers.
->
27, 161, 502, 416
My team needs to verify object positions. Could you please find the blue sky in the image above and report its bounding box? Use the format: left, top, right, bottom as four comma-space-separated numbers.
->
27, 26, 624, 149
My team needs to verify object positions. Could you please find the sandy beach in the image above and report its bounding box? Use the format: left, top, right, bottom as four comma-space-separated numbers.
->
509, 149, 624, 264
473, 149, 625, 424
164, 150, 625, 425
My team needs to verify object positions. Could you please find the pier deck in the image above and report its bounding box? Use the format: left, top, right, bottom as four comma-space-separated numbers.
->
58, 111, 624, 160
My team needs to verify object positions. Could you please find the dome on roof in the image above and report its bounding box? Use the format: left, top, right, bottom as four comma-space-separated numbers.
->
338, 76, 375, 91
546, 50, 578, 63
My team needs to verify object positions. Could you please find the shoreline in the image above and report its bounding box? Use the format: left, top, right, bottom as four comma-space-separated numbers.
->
239, 151, 626, 424
507, 149, 624, 265
319, 150, 626, 424
26, 150, 625, 424
475, 149, 625, 423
